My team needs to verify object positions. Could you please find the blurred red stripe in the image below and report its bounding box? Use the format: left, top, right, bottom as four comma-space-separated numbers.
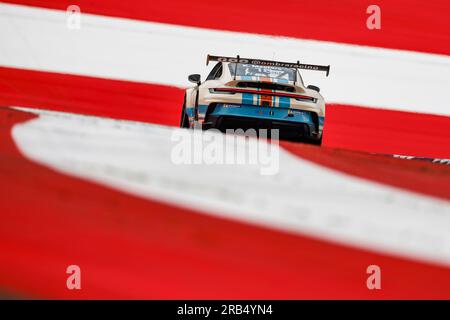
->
323, 104, 450, 159
1, 107, 450, 299
282, 141, 450, 201
0, 67, 183, 126
2, 0, 450, 55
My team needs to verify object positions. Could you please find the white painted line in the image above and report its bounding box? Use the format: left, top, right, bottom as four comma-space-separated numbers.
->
12, 107, 450, 266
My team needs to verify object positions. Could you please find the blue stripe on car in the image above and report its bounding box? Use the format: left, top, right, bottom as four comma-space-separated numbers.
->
278, 96, 290, 108
242, 92, 254, 105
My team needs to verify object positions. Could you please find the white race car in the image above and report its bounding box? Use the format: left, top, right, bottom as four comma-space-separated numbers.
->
180, 55, 330, 144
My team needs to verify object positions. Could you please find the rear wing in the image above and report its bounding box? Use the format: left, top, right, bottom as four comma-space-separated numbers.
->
206, 54, 330, 77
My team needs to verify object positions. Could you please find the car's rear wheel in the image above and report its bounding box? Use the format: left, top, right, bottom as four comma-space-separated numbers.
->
313, 136, 322, 146
180, 98, 189, 128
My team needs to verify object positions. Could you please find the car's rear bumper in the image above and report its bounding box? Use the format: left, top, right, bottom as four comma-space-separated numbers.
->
203, 103, 322, 141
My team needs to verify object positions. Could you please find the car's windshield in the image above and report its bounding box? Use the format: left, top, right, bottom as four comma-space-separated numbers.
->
228, 63, 295, 81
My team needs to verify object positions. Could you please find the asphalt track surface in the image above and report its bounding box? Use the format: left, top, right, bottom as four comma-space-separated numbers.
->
0, 1, 450, 299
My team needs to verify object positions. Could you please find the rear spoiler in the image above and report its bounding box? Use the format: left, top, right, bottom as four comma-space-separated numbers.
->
206, 54, 330, 77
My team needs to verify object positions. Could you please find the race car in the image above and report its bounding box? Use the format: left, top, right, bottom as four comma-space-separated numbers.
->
180, 55, 330, 144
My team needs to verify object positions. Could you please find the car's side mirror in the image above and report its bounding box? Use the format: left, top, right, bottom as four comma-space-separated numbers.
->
188, 74, 201, 85
307, 85, 320, 93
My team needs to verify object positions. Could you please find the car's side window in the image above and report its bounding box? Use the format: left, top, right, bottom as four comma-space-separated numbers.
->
296, 70, 305, 86
206, 62, 223, 81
